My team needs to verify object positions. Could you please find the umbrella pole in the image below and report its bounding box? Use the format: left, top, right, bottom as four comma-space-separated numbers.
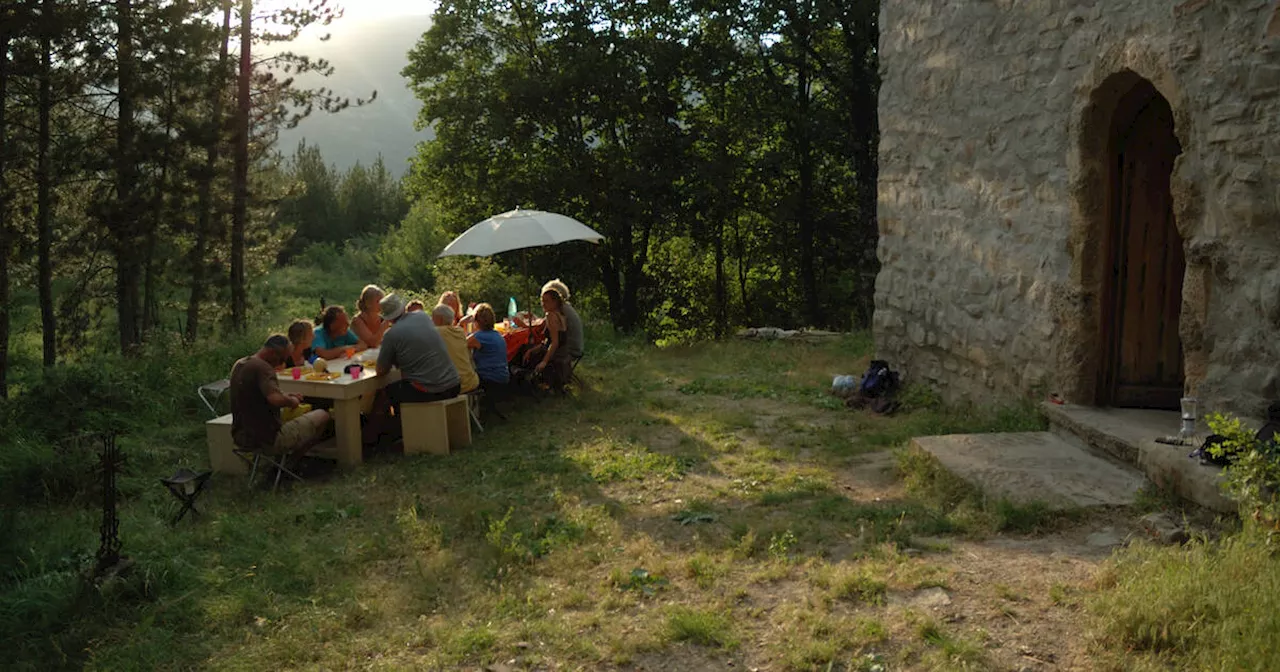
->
524, 249, 536, 329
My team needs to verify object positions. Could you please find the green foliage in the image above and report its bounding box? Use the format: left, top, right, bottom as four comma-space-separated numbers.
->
1091, 525, 1280, 670
377, 200, 449, 290
768, 529, 799, 561
429, 257, 530, 316
615, 568, 670, 597
1206, 412, 1280, 523
278, 145, 410, 260
404, 0, 880, 334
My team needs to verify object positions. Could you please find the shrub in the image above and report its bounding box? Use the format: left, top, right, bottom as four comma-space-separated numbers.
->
1206, 412, 1280, 523
430, 256, 526, 312
378, 200, 450, 289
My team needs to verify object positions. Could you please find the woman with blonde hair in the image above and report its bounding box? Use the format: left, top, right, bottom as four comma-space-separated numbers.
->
522, 288, 571, 389
438, 290, 478, 328
352, 284, 391, 347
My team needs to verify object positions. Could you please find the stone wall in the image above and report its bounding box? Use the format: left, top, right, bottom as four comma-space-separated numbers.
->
874, 0, 1280, 416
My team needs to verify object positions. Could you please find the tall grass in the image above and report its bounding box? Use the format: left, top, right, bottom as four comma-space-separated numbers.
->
1090, 524, 1280, 671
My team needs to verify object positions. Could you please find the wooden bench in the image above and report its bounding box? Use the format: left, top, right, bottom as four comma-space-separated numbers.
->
401, 396, 471, 456
205, 413, 247, 475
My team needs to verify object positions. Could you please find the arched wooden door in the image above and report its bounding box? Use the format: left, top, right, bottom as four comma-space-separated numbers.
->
1099, 84, 1185, 409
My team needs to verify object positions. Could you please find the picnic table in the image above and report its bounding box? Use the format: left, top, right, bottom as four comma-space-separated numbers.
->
275, 348, 398, 469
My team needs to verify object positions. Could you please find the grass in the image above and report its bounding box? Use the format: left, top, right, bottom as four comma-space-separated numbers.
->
666, 606, 738, 648
5, 262, 1262, 671
1088, 524, 1280, 671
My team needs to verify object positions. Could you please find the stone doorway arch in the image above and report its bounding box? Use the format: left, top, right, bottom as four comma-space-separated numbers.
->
1067, 70, 1193, 409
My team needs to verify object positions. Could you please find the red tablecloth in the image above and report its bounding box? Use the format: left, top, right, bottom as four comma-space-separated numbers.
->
503, 328, 532, 361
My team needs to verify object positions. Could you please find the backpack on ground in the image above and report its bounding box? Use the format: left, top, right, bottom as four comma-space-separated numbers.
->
859, 360, 900, 399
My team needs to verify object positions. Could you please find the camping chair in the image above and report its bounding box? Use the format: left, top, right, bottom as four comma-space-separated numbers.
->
465, 388, 485, 433
232, 444, 303, 492
198, 379, 231, 417
569, 353, 584, 387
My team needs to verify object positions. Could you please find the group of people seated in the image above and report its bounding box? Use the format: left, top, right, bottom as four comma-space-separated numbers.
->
226, 279, 585, 467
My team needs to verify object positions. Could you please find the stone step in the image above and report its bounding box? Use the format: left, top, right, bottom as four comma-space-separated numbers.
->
908, 431, 1147, 510
1042, 402, 1234, 513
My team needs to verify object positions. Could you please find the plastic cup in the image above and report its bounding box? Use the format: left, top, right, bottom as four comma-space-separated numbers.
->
291, 367, 302, 380
350, 365, 362, 379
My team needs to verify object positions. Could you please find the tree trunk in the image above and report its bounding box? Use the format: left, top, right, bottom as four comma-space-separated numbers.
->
714, 218, 726, 336
144, 71, 178, 338
795, 8, 818, 328
734, 216, 749, 322
230, 0, 251, 332
115, 0, 142, 352
187, 1, 232, 342
713, 79, 729, 337
844, 9, 879, 327
0, 28, 10, 398
37, 0, 56, 366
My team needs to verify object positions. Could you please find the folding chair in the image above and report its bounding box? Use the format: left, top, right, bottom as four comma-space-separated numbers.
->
232, 445, 303, 492
465, 388, 485, 433
569, 353, 585, 386
198, 379, 231, 417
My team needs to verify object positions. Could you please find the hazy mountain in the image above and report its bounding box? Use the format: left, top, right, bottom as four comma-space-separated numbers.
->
274, 15, 433, 176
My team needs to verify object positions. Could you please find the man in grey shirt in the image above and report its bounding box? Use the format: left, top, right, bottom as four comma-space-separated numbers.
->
365, 294, 461, 447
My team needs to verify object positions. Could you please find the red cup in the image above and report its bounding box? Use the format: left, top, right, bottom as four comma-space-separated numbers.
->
350, 365, 362, 379
291, 367, 302, 380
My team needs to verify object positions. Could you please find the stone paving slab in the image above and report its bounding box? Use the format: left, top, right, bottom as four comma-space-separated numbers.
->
1042, 403, 1237, 513
910, 432, 1148, 509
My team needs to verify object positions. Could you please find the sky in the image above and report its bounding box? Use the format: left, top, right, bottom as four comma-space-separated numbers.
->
254, 0, 433, 38
336, 0, 433, 22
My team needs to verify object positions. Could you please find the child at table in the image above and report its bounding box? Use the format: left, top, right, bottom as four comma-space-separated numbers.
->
284, 319, 315, 368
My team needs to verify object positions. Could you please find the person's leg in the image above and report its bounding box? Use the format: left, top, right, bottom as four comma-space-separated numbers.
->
480, 379, 509, 419
363, 385, 399, 448
273, 409, 330, 460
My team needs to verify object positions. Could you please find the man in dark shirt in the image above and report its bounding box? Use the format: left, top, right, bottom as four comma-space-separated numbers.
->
230, 334, 330, 458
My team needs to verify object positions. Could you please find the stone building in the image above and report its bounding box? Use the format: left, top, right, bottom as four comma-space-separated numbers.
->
874, 0, 1280, 416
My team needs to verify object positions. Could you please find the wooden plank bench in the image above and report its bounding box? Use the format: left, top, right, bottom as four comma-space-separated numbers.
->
401, 396, 471, 456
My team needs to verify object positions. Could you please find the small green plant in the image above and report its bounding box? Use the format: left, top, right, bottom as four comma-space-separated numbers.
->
615, 568, 670, 597
484, 508, 530, 576
665, 607, 737, 648
768, 529, 799, 561
685, 553, 724, 589
916, 619, 986, 666
1206, 412, 1280, 524
1049, 583, 1074, 607
830, 567, 887, 605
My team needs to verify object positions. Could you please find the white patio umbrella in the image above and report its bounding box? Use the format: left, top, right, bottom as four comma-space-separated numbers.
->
437, 208, 604, 258
437, 208, 604, 321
